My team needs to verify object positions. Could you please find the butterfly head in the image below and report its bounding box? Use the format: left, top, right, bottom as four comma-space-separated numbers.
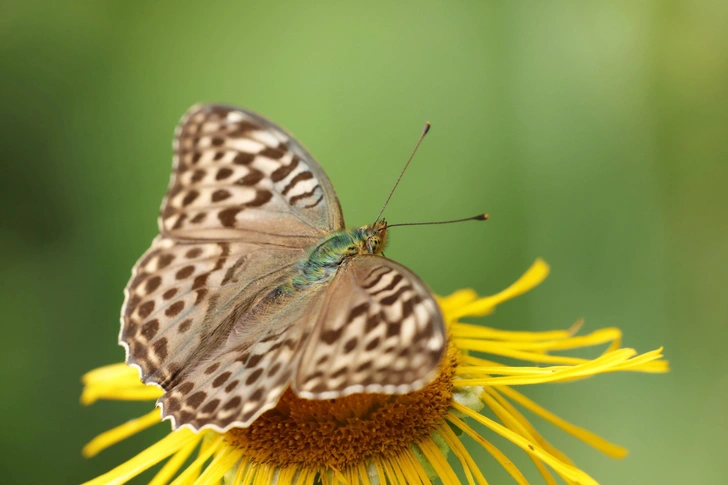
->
362, 219, 388, 256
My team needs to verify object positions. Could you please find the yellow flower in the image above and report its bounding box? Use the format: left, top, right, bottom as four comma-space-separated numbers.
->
81, 259, 668, 485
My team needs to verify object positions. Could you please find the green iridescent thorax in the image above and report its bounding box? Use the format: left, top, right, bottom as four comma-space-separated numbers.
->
287, 220, 388, 291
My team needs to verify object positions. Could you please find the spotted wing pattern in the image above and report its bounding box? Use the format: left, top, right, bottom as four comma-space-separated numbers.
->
120, 237, 303, 389
120, 104, 345, 427
162, 104, 344, 242
158, 285, 327, 431
293, 255, 446, 400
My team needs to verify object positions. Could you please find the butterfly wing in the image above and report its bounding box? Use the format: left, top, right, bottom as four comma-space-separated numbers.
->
293, 255, 446, 399
161, 104, 344, 242
120, 104, 344, 394
120, 237, 303, 388
158, 284, 328, 431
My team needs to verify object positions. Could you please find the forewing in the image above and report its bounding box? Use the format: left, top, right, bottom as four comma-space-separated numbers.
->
158, 286, 327, 431
162, 104, 344, 243
293, 255, 446, 399
120, 236, 304, 389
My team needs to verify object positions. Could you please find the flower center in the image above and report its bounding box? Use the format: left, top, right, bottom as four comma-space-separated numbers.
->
224, 344, 459, 469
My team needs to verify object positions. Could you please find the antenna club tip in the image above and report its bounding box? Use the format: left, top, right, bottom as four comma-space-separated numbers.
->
478, 213, 489, 221
423, 122, 431, 135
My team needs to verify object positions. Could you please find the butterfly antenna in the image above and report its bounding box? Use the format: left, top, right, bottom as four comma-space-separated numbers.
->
374, 122, 431, 224
387, 213, 489, 228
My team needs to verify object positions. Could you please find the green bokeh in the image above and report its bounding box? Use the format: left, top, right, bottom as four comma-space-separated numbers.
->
1, 1, 726, 484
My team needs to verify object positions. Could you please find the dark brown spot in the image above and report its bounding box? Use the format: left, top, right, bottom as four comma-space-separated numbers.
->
202, 399, 220, 414
282, 171, 313, 195
205, 363, 220, 375
221, 256, 246, 285
365, 313, 382, 333
308, 383, 327, 394
321, 327, 343, 345
125, 294, 141, 314
365, 337, 381, 351
178, 319, 192, 333
187, 391, 207, 409
213, 256, 227, 271
271, 156, 300, 182
250, 388, 264, 402
233, 152, 255, 165
194, 288, 208, 305
145, 276, 161, 294
190, 212, 207, 224
348, 303, 368, 322
141, 319, 159, 340
165, 397, 181, 412
163, 288, 178, 300
235, 168, 265, 186
386, 321, 402, 338
528, 444, 535, 451
130, 271, 148, 289
157, 254, 175, 269
213, 151, 225, 161
192, 273, 209, 290
124, 321, 138, 338
211, 189, 231, 202
191, 152, 202, 163
246, 368, 263, 385
186, 247, 203, 259
153, 338, 168, 360
161, 205, 176, 219
355, 361, 373, 373
211, 137, 224, 146
176, 265, 195, 280
343, 338, 358, 353
306, 371, 325, 381
332, 367, 348, 379
229, 121, 259, 135
213, 372, 231, 388
247, 354, 263, 368
268, 362, 282, 376
178, 410, 194, 423
138, 300, 155, 319
165, 300, 185, 317
401, 297, 415, 320
245, 190, 272, 207
225, 380, 239, 393
191, 169, 206, 182
172, 214, 187, 230
167, 184, 182, 199
216, 168, 233, 180
259, 146, 285, 160
177, 382, 194, 396
223, 396, 242, 410
182, 190, 199, 206
218, 207, 241, 227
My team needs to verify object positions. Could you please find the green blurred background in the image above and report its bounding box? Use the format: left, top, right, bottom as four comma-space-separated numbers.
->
1, 1, 726, 484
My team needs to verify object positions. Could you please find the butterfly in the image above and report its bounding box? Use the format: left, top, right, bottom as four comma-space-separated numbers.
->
120, 104, 446, 432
